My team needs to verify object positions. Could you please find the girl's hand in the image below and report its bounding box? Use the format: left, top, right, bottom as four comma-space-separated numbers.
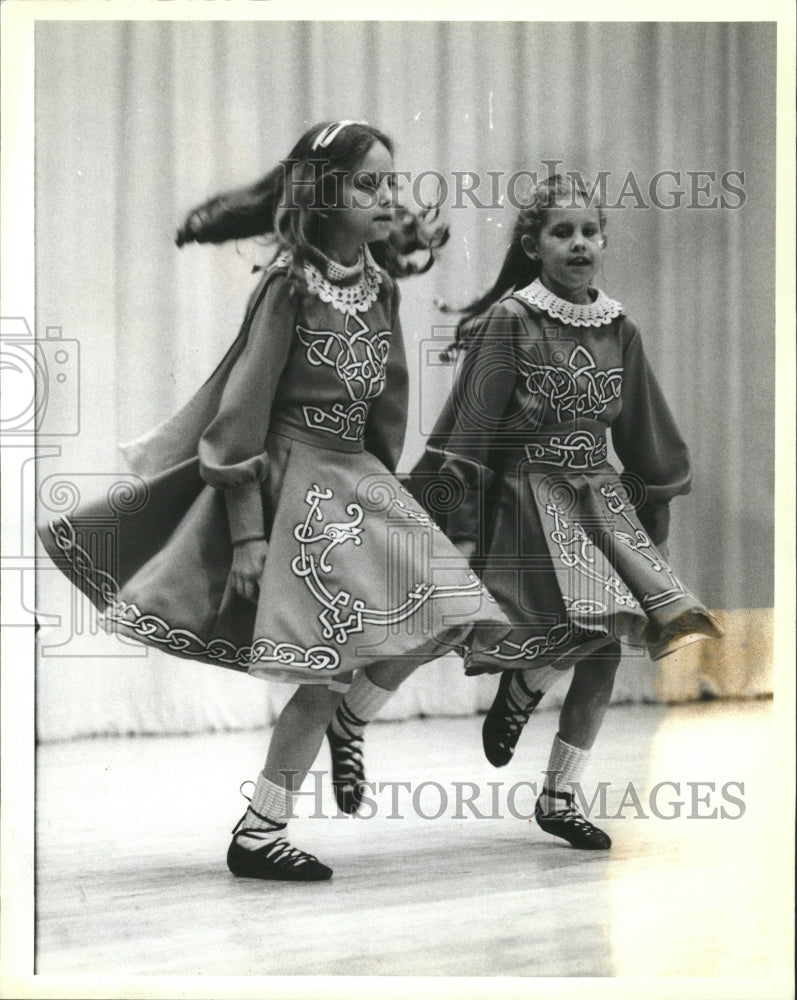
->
455, 538, 477, 562
231, 538, 268, 603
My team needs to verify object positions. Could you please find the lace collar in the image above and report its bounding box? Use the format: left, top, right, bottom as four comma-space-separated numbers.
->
306, 245, 365, 283
514, 277, 623, 328
273, 245, 383, 317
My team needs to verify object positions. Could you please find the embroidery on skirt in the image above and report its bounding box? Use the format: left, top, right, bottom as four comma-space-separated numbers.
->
47, 517, 340, 671
291, 484, 484, 644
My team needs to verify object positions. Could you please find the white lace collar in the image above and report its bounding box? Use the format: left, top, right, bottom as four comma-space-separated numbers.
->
312, 247, 365, 282
514, 277, 623, 328
273, 245, 383, 317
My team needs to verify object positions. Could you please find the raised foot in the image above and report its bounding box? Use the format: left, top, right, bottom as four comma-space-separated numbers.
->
482, 671, 543, 768
326, 724, 366, 815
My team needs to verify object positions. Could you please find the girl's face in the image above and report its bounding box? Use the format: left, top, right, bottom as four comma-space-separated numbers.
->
325, 142, 396, 258
522, 201, 604, 304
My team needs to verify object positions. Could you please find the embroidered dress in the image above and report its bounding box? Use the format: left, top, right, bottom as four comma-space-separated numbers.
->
408, 278, 723, 674
40, 248, 508, 684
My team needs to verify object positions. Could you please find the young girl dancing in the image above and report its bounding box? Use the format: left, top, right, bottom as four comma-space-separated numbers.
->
40, 120, 506, 881
334, 172, 724, 848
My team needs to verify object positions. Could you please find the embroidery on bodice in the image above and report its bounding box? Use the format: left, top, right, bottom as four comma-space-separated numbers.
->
297, 311, 391, 441
518, 343, 623, 422
514, 277, 623, 328
297, 313, 390, 403
272, 249, 391, 441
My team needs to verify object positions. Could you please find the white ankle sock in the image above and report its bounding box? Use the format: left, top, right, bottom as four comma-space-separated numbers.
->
331, 671, 395, 738
509, 664, 564, 710
539, 733, 591, 814
235, 772, 295, 850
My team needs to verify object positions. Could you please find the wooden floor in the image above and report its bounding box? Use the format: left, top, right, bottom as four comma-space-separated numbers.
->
33, 699, 786, 985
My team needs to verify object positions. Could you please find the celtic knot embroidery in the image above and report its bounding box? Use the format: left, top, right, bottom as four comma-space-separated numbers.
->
297, 312, 391, 441
291, 484, 484, 643
303, 401, 368, 441
525, 430, 608, 469
49, 517, 119, 605
546, 500, 640, 610
480, 622, 576, 662
48, 518, 339, 671
388, 493, 441, 532
518, 344, 622, 422
542, 483, 692, 619
297, 313, 390, 402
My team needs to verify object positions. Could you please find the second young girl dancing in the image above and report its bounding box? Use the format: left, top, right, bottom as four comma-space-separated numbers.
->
419, 173, 724, 847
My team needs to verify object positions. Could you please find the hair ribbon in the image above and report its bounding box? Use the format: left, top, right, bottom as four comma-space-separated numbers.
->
311, 120, 367, 151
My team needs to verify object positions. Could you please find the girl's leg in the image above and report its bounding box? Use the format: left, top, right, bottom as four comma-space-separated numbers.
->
228, 680, 348, 882
482, 663, 567, 767
263, 681, 348, 786
555, 645, 620, 750
326, 626, 470, 813
326, 660, 421, 813
535, 643, 621, 851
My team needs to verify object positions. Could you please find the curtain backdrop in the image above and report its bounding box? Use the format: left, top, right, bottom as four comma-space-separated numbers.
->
34, 21, 776, 740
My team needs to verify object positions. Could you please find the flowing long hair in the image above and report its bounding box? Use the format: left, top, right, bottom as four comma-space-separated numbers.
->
175, 120, 448, 281
443, 173, 607, 358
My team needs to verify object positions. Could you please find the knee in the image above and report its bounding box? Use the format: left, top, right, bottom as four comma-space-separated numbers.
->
288, 683, 343, 726
573, 644, 621, 688
592, 638, 621, 669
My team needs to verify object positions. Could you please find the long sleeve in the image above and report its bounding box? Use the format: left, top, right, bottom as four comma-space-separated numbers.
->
611, 323, 691, 546
199, 271, 296, 542
363, 279, 409, 473
438, 303, 521, 541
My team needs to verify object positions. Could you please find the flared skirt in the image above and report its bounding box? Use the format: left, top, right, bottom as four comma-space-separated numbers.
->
462, 467, 724, 674
39, 431, 509, 684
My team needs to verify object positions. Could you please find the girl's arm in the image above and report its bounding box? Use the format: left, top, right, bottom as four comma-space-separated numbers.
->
363, 280, 409, 473
611, 322, 691, 547
199, 273, 296, 541
438, 303, 520, 543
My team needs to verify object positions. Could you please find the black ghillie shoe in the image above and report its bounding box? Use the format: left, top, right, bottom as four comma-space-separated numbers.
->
534, 792, 612, 850
227, 819, 333, 882
482, 671, 543, 768
325, 721, 365, 815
